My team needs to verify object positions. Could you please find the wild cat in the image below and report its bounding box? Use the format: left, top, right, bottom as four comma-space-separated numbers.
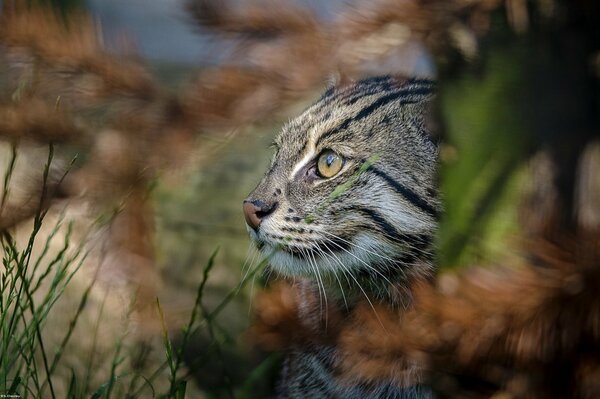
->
243, 76, 439, 398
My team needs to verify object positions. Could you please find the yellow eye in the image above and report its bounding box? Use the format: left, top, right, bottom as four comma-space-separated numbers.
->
317, 150, 344, 178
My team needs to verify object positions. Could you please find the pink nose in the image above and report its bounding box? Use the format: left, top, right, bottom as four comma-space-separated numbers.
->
243, 200, 277, 231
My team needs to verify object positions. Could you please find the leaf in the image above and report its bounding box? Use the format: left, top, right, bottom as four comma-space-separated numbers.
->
8, 376, 21, 394
91, 375, 118, 399
174, 380, 187, 399
66, 369, 77, 398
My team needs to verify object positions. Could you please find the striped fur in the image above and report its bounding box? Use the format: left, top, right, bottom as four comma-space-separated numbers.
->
245, 76, 439, 398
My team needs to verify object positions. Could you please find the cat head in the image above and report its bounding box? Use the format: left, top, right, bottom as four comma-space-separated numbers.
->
244, 77, 439, 281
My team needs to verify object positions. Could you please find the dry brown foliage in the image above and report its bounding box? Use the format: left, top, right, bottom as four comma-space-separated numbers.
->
1, 1, 598, 395
0, 99, 82, 142
251, 228, 600, 397
0, 0, 513, 215
342, 234, 599, 397
251, 142, 600, 395
0, 0, 512, 316
0, 8, 155, 99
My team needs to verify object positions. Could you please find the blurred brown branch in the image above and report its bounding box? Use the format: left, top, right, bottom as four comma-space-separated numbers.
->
0, 100, 82, 142
252, 216, 600, 398
0, 0, 507, 229
187, 0, 318, 36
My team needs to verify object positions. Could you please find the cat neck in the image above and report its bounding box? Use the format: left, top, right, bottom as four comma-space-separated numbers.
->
290, 257, 435, 310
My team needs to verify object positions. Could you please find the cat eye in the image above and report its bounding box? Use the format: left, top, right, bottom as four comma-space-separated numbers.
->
316, 150, 344, 178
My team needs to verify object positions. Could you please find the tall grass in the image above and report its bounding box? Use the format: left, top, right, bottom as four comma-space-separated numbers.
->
0, 145, 274, 398
0, 144, 83, 398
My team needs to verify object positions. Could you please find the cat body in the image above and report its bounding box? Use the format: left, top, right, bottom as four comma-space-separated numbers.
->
244, 76, 439, 398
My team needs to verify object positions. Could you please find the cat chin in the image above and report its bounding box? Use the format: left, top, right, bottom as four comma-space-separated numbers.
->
254, 232, 400, 278
262, 246, 319, 277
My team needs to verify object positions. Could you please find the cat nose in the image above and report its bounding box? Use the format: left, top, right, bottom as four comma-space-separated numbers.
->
243, 199, 278, 231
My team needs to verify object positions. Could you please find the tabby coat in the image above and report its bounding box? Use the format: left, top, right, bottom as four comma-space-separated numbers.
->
245, 77, 439, 398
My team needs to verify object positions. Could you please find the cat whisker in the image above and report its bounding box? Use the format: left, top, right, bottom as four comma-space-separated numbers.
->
320, 244, 387, 330
372, 229, 435, 259
238, 244, 259, 296
248, 264, 259, 316
246, 248, 270, 314
313, 245, 349, 311
240, 243, 255, 277
319, 230, 397, 264
263, 265, 275, 285
246, 246, 278, 314
307, 248, 329, 327
320, 235, 396, 288
351, 228, 435, 269
300, 246, 326, 320
319, 231, 407, 279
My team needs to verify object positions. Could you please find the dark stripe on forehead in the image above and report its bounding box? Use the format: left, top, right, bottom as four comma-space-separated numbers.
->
342, 79, 434, 108
324, 77, 403, 107
310, 78, 434, 128
369, 166, 439, 219
319, 76, 400, 105
315, 87, 432, 147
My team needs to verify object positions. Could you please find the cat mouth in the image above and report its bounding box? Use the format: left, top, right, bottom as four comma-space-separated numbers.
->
279, 244, 318, 258
256, 240, 318, 259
